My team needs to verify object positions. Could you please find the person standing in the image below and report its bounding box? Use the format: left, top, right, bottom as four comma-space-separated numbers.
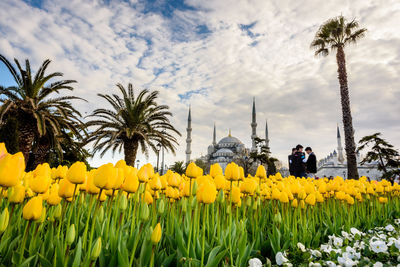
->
292, 144, 306, 178
305, 147, 317, 178
288, 148, 296, 176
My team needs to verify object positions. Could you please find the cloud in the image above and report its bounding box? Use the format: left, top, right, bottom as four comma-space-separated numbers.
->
0, 0, 399, 168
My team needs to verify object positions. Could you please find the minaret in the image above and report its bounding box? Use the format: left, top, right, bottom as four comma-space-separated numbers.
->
251, 97, 257, 152
265, 119, 269, 149
337, 125, 344, 164
185, 106, 192, 163
212, 123, 216, 146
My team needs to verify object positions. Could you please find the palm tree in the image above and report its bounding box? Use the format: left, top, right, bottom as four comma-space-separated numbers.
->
86, 83, 181, 166
311, 16, 366, 179
0, 54, 83, 165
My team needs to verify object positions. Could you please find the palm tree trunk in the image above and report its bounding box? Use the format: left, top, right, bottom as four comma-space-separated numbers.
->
17, 121, 35, 167
124, 138, 139, 167
336, 46, 359, 179
31, 137, 50, 170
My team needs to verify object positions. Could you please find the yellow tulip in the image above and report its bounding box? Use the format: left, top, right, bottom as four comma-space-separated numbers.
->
305, 194, 316, 206
0, 152, 25, 187
167, 173, 181, 188
138, 163, 154, 182
86, 169, 100, 194
378, 197, 388, 203
23, 196, 43, 221
8, 184, 25, 203
30, 175, 51, 194
121, 167, 139, 193
151, 223, 162, 244
0, 143, 7, 159
291, 199, 298, 208
66, 162, 87, 184
279, 191, 289, 203
210, 163, 223, 178
231, 185, 241, 204
54, 165, 68, 180
115, 159, 127, 169
185, 162, 198, 178
33, 163, 51, 179
58, 178, 76, 199
225, 162, 240, 181
255, 165, 266, 179
144, 190, 153, 204
197, 180, 217, 204
47, 184, 62, 205
94, 163, 116, 189
240, 178, 257, 195
149, 175, 162, 191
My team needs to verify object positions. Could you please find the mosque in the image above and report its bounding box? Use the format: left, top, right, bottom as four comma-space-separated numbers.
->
316, 126, 381, 179
185, 98, 269, 170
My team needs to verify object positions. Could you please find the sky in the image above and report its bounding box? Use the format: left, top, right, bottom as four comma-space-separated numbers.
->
0, 0, 399, 168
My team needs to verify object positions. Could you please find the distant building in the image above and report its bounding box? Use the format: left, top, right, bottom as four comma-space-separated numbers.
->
316, 126, 382, 180
185, 98, 268, 170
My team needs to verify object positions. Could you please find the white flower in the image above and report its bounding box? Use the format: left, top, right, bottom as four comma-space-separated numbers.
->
394, 218, 400, 225
297, 242, 306, 252
341, 231, 352, 240
373, 262, 383, 267
385, 224, 395, 232
320, 244, 333, 253
345, 246, 361, 260
387, 237, 396, 246
333, 237, 343, 248
309, 263, 321, 267
338, 255, 358, 267
325, 261, 337, 267
350, 228, 362, 236
378, 233, 387, 240
248, 258, 262, 267
395, 239, 400, 250
370, 240, 388, 253
310, 249, 322, 258
276, 252, 289, 266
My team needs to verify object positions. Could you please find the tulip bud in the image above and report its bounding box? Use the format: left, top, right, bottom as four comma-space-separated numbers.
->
217, 190, 225, 203
140, 203, 150, 221
0, 208, 9, 233
273, 212, 282, 224
191, 180, 198, 195
66, 162, 87, 184
158, 199, 165, 215
119, 195, 128, 211
8, 185, 25, 203
54, 204, 62, 219
0, 152, 25, 188
226, 205, 231, 215
191, 196, 197, 208
181, 198, 187, 213
91, 237, 102, 260
66, 224, 76, 245
151, 223, 162, 244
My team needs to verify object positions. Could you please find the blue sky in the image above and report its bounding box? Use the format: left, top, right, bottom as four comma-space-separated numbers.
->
1, 0, 399, 168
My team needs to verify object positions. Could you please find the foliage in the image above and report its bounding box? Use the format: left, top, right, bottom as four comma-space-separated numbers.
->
169, 161, 186, 175
357, 133, 400, 183
86, 83, 181, 166
0, 116, 19, 154
0, 54, 84, 165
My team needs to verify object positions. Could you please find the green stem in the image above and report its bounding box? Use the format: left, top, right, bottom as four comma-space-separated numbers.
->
19, 220, 31, 263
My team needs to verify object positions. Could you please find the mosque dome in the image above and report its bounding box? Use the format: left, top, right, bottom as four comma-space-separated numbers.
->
214, 148, 234, 157
217, 135, 243, 147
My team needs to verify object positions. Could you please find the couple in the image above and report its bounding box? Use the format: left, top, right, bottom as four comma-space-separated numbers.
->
288, 144, 317, 178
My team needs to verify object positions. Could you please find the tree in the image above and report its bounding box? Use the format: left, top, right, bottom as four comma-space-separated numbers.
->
357, 133, 400, 183
0, 54, 82, 165
194, 158, 209, 174
169, 161, 186, 175
311, 16, 366, 179
87, 83, 181, 166
0, 116, 19, 154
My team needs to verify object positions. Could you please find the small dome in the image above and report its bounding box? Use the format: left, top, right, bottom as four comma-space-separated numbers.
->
214, 148, 234, 156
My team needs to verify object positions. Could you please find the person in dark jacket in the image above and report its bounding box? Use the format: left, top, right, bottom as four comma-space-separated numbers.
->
288, 148, 296, 176
305, 147, 317, 178
292, 144, 306, 178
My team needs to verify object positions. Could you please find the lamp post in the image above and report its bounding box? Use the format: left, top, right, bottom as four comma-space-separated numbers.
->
156, 143, 161, 173
136, 159, 140, 169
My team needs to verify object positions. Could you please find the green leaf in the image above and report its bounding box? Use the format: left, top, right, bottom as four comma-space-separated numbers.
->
19, 255, 36, 267
38, 253, 53, 267
205, 249, 228, 267
139, 239, 152, 267
72, 238, 82, 267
